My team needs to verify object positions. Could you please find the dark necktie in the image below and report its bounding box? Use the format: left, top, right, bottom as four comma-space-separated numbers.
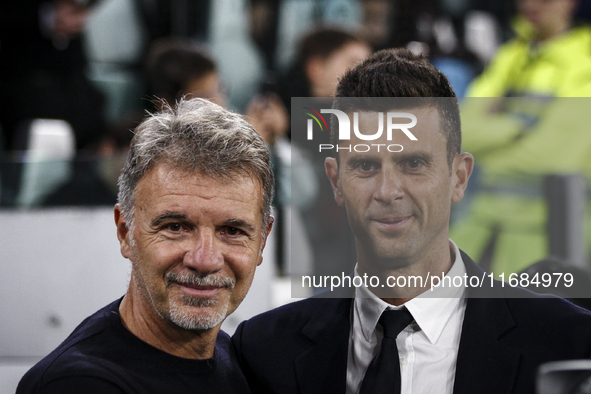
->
359, 308, 414, 394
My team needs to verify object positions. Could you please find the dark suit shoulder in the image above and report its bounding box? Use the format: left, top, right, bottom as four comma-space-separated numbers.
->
463, 250, 591, 348
235, 296, 350, 354
245, 296, 345, 329
494, 282, 591, 323
233, 297, 352, 394
505, 293, 591, 344
465, 288, 591, 367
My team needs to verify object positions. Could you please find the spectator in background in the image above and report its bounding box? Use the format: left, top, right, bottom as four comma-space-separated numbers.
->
41, 112, 140, 207
245, 83, 319, 275
277, 28, 372, 111
450, 0, 591, 275
274, 27, 371, 162
145, 37, 288, 148
144, 38, 291, 194
65, 37, 229, 208
277, 27, 372, 279
0, 0, 107, 151
145, 38, 226, 109
466, 0, 590, 97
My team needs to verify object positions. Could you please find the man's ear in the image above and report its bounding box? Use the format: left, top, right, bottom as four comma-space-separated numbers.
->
257, 217, 275, 266
114, 204, 132, 259
325, 157, 345, 206
451, 153, 474, 203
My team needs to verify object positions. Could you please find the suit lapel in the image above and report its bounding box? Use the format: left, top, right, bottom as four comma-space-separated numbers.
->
453, 253, 521, 394
294, 295, 352, 394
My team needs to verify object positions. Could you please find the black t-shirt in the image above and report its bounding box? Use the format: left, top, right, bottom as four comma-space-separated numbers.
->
16, 299, 251, 393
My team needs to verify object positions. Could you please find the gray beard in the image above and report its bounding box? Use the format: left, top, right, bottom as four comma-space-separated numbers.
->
165, 272, 236, 331
168, 295, 228, 331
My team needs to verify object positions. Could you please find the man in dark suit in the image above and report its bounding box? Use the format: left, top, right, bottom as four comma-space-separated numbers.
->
232, 48, 591, 394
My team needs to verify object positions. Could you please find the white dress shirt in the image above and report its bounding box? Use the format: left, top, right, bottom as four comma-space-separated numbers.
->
347, 240, 467, 394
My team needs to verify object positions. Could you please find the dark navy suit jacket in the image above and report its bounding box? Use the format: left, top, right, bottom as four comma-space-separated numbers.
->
233, 251, 591, 393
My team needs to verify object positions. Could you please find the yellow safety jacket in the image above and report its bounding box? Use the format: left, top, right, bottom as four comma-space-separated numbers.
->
450, 21, 591, 275
467, 22, 591, 98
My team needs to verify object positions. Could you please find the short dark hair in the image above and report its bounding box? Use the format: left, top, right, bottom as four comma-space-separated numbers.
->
334, 48, 460, 166
146, 39, 217, 105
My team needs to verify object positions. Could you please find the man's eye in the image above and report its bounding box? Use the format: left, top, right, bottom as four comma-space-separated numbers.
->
359, 162, 375, 171
226, 227, 243, 236
165, 223, 183, 232
407, 159, 423, 169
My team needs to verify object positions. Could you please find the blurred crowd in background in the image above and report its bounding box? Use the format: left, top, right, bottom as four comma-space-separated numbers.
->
2, 0, 591, 305
4, 0, 564, 155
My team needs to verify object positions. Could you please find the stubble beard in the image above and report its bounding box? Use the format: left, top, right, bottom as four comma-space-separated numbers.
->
130, 250, 236, 332
164, 271, 236, 331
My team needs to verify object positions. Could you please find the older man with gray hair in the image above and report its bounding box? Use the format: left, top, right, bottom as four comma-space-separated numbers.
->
17, 97, 274, 393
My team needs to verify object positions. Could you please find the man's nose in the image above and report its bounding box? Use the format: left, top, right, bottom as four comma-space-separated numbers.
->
374, 169, 404, 204
182, 229, 224, 274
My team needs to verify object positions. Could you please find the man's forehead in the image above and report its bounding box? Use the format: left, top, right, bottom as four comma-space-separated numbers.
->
135, 163, 263, 206
136, 165, 264, 223
139, 162, 261, 188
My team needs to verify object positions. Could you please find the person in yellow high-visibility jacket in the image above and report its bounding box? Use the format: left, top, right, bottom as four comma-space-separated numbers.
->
450, 0, 591, 275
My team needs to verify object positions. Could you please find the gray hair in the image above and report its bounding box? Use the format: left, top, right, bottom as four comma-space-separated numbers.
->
117, 97, 274, 231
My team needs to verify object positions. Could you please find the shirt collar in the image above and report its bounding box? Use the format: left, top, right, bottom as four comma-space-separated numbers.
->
354, 240, 466, 345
